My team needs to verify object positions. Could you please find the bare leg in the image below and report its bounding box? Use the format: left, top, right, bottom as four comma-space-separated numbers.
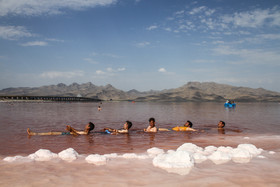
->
27, 128, 63, 135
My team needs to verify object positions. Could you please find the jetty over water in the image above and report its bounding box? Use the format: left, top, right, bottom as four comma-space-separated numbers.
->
0, 96, 101, 102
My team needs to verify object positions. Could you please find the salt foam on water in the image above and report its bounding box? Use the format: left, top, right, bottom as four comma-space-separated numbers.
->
147, 147, 165, 157
121, 153, 149, 159
2, 143, 269, 175
28, 149, 58, 161
269, 151, 276, 155
104, 153, 118, 158
85, 154, 107, 165
58, 148, 79, 162
3, 155, 32, 163
153, 150, 194, 175
151, 143, 264, 174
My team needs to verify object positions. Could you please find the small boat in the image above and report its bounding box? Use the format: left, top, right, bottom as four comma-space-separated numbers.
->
224, 102, 236, 108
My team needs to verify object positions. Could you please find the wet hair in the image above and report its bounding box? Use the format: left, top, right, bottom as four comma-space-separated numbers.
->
149, 117, 155, 122
126, 121, 133, 129
88, 122, 95, 131
185, 120, 193, 128
220, 121, 225, 127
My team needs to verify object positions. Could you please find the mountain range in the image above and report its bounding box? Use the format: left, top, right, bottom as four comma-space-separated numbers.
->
0, 82, 280, 102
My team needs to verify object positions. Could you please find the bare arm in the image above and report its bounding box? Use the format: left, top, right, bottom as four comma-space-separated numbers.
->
144, 126, 157, 132
116, 129, 128, 134
186, 127, 197, 131
66, 125, 84, 135
104, 128, 115, 132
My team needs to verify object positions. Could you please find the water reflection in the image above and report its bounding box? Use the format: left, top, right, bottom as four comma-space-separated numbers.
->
1, 102, 280, 156
218, 128, 225, 134
85, 134, 94, 144
124, 133, 131, 144
148, 133, 155, 146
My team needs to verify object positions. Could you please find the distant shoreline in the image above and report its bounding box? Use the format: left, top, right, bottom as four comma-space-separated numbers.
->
1, 98, 279, 103
1, 82, 280, 102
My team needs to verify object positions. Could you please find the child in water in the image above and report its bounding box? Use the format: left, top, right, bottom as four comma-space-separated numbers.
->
172, 120, 197, 131
144, 118, 158, 132
27, 122, 95, 135
103, 121, 133, 134
218, 121, 226, 129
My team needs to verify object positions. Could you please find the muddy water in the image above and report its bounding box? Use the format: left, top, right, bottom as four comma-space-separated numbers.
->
0, 101, 280, 186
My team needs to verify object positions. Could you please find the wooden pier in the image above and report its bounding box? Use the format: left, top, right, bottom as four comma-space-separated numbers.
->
0, 95, 101, 102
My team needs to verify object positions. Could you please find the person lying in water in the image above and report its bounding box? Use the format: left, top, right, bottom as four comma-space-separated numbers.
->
218, 120, 225, 129
103, 121, 133, 134
217, 120, 226, 134
27, 122, 95, 136
144, 117, 158, 132
172, 120, 197, 131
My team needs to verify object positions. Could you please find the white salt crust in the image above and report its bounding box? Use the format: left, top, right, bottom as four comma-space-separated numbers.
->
3, 143, 269, 175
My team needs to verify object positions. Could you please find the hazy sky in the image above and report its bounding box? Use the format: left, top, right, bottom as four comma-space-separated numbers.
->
0, 0, 280, 92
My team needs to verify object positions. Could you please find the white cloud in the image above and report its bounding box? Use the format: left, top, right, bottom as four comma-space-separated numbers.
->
96, 70, 106, 75
205, 9, 215, 16
84, 58, 99, 64
212, 45, 239, 55
0, 25, 33, 40
96, 67, 125, 75
20, 41, 48, 46
46, 38, 64, 42
107, 67, 125, 72
175, 10, 184, 15
164, 27, 172, 32
192, 59, 216, 64
158, 68, 167, 73
117, 67, 125, 71
106, 67, 114, 72
0, 0, 117, 17
212, 40, 225, 45
84, 52, 122, 65
221, 7, 280, 28
189, 6, 206, 15
258, 33, 280, 40
40, 70, 84, 79
146, 25, 158, 31
160, 6, 280, 36
103, 53, 121, 58
213, 45, 280, 66
90, 52, 121, 58
135, 41, 150, 47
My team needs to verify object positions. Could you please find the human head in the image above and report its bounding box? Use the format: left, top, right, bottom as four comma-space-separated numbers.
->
125, 121, 133, 129
184, 120, 193, 128
86, 122, 95, 132
149, 117, 155, 127
218, 121, 225, 129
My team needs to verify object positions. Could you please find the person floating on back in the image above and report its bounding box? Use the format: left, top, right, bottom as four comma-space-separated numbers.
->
217, 120, 226, 134
172, 120, 197, 131
144, 117, 158, 132
217, 120, 225, 129
27, 122, 95, 136
103, 121, 133, 134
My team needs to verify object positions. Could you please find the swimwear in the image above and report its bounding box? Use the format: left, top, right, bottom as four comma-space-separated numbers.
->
61, 132, 71, 135
105, 130, 111, 134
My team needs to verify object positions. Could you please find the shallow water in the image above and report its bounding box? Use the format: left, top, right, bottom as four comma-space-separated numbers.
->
0, 101, 280, 186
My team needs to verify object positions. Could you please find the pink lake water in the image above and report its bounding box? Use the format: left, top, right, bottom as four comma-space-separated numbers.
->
0, 101, 280, 186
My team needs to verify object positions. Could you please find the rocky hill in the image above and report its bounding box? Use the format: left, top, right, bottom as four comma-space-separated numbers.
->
134, 82, 280, 102
0, 82, 280, 102
0, 82, 130, 101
